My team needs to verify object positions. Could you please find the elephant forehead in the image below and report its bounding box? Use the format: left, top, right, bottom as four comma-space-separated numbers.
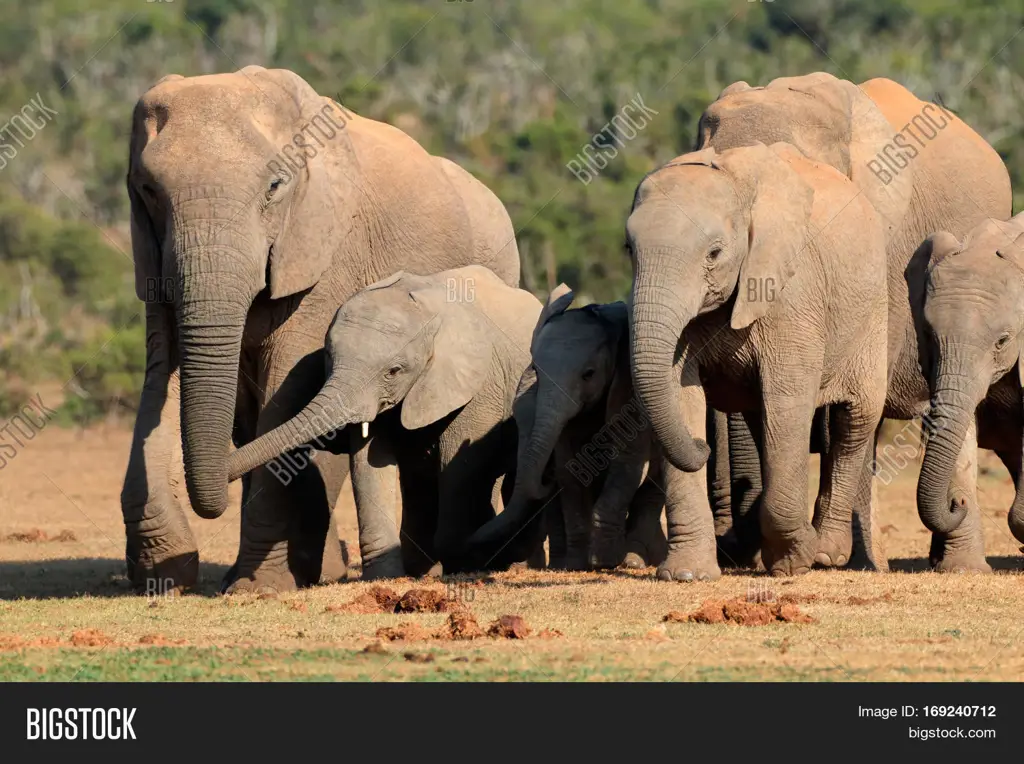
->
141, 87, 283, 168
534, 314, 607, 357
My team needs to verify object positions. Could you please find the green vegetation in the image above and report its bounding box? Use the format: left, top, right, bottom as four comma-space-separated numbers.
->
1, 0, 1022, 421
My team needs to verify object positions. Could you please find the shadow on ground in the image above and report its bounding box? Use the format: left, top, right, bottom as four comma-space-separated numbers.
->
0, 558, 232, 599
889, 556, 1024, 573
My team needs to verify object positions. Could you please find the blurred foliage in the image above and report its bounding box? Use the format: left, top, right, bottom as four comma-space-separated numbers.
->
1, 0, 1022, 421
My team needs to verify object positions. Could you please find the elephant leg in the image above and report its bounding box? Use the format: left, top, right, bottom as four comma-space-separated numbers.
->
930, 418, 991, 573
657, 362, 720, 582
434, 415, 506, 572
350, 429, 404, 580
556, 481, 592, 569
399, 466, 439, 577
121, 302, 199, 593
707, 408, 732, 540
718, 411, 763, 569
846, 426, 889, 572
622, 478, 667, 568
811, 390, 884, 568
590, 453, 646, 569
758, 370, 819, 577
228, 348, 344, 593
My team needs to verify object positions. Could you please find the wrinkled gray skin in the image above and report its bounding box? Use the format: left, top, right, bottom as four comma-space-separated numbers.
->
123, 67, 519, 593
909, 214, 1024, 555
628, 140, 890, 579
225, 267, 539, 576
693, 73, 1011, 574
469, 286, 668, 571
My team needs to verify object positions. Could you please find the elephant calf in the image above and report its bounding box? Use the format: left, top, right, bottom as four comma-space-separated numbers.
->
627, 141, 890, 579
468, 286, 668, 571
226, 265, 541, 577
908, 213, 1024, 567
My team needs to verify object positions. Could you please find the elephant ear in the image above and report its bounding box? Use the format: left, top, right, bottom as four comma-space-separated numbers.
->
600, 304, 635, 425
837, 79, 915, 234
905, 231, 963, 375
531, 283, 574, 350
245, 67, 348, 299
128, 74, 184, 303
720, 142, 813, 330
401, 301, 493, 430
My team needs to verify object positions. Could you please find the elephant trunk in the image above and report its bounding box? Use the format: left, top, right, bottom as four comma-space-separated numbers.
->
516, 396, 573, 501
174, 220, 263, 520
916, 351, 983, 534
630, 264, 710, 472
227, 377, 349, 482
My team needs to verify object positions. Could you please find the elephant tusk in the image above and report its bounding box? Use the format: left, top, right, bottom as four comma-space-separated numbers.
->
362, 422, 369, 438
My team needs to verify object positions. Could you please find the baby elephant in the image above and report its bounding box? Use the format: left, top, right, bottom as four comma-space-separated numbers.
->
908, 213, 1024, 569
227, 266, 541, 577
470, 285, 668, 571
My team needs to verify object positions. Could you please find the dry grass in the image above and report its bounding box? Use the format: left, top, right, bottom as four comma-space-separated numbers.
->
1, 426, 1023, 681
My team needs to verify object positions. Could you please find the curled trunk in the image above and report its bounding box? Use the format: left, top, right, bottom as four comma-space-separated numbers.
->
916, 382, 975, 535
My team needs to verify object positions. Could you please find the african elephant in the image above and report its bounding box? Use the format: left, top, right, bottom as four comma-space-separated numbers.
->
123, 67, 519, 593
695, 73, 1011, 573
468, 286, 668, 571
225, 266, 539, 576
628, 140, 890, 579
908, 214, 1024, 559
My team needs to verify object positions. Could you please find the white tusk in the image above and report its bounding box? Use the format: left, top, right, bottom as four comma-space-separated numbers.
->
362, 422, 369, 438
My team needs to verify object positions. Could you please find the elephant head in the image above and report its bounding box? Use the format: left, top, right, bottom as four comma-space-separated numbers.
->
225, 270, 496, 479
627, 142, 813, 472
128, 67, 354, 518
909, 214, 1024, 540
513, 286, 629, 500
697, 72, 914, 235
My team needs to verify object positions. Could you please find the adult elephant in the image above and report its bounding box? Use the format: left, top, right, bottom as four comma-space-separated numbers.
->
122, 67, 519, 593
685, 73, 1011, 573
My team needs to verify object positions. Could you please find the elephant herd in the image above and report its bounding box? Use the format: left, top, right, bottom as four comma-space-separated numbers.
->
120, 66, 1023, 595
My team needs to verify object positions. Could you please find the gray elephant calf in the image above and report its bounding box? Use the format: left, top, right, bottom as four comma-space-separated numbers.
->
908, 213, 1024, 565
628, 141, 891, 579
226, 266, 541, 576
469, 286, 668, 571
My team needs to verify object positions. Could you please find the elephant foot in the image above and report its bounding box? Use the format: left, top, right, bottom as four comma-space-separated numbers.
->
928, 529, 990, 574
813, 526, 852, 569
360, 547, 407, 580
222, 567, 300, 595
562, 553, 591, 572
656, 545, 721, 582
590, 533, 626, 571
624, 526, 668, 568
715, 529, 760, 570
127, 549, 199, 595
761, 526, 816, 577
930, 551, 991, 574
620, 552, 647, 569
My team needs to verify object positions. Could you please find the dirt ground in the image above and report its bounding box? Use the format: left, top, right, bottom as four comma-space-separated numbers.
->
1, 425, 1023, 681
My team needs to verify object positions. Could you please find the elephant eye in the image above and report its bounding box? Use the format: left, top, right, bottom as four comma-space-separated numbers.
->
996, 334, 1011, 350
385, 365, 402, 379
707, 246, 722, 261
267, 178, 284, 198
581, 368, 595, 381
